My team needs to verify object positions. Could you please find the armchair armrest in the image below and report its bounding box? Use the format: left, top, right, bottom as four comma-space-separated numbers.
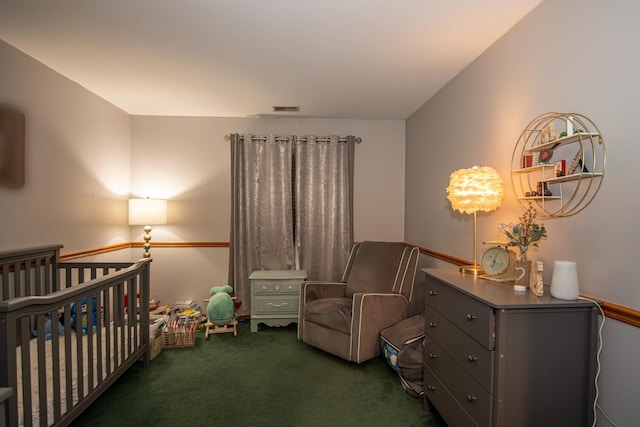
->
300, 281, 346, 305
350, 293, 409, 363
298, 282, 346, 341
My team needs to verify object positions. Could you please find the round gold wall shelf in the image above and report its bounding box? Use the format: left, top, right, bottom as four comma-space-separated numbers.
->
511, 112, 606, 218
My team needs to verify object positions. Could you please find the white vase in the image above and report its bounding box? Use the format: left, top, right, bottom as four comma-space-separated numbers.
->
550, 260, 580, 300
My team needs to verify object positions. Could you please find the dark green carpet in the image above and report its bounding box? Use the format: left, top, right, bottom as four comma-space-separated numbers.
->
71, 322, 445, 426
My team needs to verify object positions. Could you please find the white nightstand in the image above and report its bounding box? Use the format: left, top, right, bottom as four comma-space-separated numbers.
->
249, 270, 307, 332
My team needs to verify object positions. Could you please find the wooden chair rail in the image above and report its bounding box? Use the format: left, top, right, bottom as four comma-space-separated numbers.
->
58, 241, 640, 328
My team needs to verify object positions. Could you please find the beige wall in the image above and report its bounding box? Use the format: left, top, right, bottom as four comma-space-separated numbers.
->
405, 0, 639, 424
130, 116, 406, 307
0, 39, 132, 253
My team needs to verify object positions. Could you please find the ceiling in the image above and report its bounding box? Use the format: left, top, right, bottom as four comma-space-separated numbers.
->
0, 0, 543, 120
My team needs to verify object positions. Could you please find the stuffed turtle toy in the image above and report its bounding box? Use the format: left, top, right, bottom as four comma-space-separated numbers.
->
207, 285, 235, 326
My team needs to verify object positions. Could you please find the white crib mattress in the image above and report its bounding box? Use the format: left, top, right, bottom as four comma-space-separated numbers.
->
16, 326, 136, 426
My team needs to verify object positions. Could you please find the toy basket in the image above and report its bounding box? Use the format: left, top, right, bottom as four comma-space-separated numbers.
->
163, 328, 196, 349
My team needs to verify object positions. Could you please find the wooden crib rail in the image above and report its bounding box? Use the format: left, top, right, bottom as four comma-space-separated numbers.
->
0, 245, 63, 300
0, 259, 151, 313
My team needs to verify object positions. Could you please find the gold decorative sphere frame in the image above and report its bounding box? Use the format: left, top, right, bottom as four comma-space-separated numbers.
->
511, 112, 606, 218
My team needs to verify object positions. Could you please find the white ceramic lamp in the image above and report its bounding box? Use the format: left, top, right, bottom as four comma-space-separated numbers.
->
550, 260, 580, 300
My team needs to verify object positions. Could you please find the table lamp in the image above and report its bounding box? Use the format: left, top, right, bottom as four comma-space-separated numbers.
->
128, 198, 167, 258
446, 166, 504, 275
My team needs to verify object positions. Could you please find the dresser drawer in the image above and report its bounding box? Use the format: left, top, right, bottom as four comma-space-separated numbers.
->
252, 295, 299, 315
251, 280, 300, 295
424, 365, 479, 427
425, 277, 495, 349
425, 309, 494, 391
424, 350, 492, 427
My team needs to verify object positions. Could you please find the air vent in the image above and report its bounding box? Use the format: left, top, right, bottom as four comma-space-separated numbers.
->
272, 106, 300, 112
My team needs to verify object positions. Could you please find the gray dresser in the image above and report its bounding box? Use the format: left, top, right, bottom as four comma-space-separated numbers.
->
423, 268, 598, 427
249, 270, 307, 332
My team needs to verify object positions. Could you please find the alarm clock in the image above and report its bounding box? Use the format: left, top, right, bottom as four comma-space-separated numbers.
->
480, 246, 517, 280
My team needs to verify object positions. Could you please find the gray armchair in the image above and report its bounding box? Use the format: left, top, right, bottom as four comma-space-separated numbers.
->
297, 241, 420, 363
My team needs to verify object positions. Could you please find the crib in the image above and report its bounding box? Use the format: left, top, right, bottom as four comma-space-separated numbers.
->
0, 245, 151, 427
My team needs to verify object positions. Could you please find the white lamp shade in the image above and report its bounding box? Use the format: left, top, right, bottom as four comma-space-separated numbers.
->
550, 260, 580, 300
446, 166, 504, 214
128, 198, 167, 225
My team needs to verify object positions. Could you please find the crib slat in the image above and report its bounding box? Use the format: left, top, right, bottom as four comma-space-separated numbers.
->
117, 282, 125, 367
95, 291, 104, 387
63, 309, 73, 415
0, 311, 18, 427
34, 257, 42, 296
86, 295, 95, 392
19, 317, 32, 427
1, 264, 9, 300
104, 290, 113, 376
43, 255, 51, 295
127, 278, 135, 358
35, 315, 48, 427
74, 297, 85, 409
51, 308, 62, 423
13, 262, 21, 299
24, 260, 32, 297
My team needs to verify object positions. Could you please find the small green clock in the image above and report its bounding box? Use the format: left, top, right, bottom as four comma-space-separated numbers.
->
480, 246, 517, 279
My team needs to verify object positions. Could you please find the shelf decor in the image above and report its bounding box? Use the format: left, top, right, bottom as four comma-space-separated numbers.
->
498, 203, 547, 292
511, 112, 606, 218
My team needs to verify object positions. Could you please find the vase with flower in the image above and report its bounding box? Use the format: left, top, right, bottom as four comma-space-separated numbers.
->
498, 203, 547, 291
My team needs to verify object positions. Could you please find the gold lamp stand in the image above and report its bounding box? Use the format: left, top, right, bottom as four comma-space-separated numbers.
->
142, 224, 153, 258
128, 198, 167, 259
459, 211, 482, 275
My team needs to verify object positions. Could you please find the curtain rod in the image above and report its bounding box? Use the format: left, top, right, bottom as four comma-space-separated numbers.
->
231, 135, 362, 143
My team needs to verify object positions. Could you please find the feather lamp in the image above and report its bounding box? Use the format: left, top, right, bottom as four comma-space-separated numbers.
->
446, 166, 504, 275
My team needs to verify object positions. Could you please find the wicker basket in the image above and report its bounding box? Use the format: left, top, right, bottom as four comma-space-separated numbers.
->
163, 329, 196, 349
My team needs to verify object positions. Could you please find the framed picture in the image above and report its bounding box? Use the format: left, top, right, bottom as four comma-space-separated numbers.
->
538, 148, 553, 164
554, 160, 566, 177
0, 105, 25, 189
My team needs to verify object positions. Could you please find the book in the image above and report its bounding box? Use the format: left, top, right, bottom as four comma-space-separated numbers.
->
173, 299, 193, 309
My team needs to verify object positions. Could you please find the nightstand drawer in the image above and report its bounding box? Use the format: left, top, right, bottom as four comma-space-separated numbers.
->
252, 295, 299, 315
252, 280, 300, 295
425, 277, 495, 349
425, 309, 494, 391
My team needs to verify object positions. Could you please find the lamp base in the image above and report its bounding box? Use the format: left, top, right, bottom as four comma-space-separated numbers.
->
460, 265, 483, 275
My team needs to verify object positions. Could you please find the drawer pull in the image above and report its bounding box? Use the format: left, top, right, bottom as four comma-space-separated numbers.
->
261, 285, 268, 290
267, 302, 289, 308
427, 385, 436, 392
428, 353, 438, 359
467, 394, 478, 402
467, 355, 478, 362
466, 313, 477, 321
429, 290, 438, 296
428, 322, 438, 328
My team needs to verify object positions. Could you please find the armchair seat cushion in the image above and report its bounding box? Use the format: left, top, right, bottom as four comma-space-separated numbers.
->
305, 297, 352, 334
